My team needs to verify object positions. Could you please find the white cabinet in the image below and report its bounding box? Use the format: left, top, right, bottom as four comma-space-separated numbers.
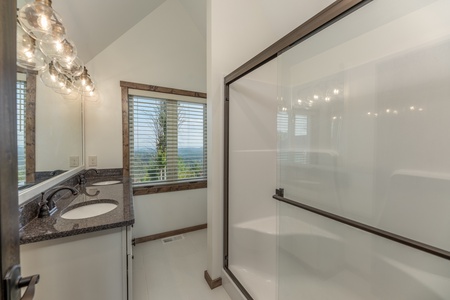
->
20, 227, 132, 300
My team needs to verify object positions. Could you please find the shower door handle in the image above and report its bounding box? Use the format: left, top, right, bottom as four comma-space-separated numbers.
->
4, 265, 40, 300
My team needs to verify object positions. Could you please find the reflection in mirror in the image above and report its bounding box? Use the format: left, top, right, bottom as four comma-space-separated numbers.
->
16, 68, 84, 198
16, 0, 84, 204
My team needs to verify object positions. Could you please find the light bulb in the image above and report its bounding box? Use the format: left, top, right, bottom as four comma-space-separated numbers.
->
54, 57, 84, 77
37, 14, 51, 30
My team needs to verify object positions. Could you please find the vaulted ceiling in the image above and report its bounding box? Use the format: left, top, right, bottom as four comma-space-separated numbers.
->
18, 0, 206, 63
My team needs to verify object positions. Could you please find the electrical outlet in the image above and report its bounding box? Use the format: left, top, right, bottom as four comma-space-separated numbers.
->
88, 155, 97, 167
69, 156, 79, 167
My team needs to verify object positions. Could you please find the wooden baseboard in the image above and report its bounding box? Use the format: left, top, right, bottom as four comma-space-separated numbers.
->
204, 270, 222, 290
133, 223, 207, 245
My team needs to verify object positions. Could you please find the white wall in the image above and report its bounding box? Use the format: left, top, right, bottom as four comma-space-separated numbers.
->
207, 0, 335, 281
84, 0, 207, 237
133, 189, 207, 238
35, 81, 83, 171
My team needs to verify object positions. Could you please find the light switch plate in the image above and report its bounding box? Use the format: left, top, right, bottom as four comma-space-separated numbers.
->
88, 155, 97, 167
69, 156, 79, 167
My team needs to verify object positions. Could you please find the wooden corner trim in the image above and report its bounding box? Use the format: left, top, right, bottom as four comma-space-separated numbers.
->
204, 270, 222, 290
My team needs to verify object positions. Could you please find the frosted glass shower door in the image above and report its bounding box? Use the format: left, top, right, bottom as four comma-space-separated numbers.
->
227, 60, 278, 300
277, 0, 450, 299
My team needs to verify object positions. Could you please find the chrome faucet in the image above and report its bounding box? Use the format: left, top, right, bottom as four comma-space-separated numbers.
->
78, 168, 99, 185
38, 186, 78, 218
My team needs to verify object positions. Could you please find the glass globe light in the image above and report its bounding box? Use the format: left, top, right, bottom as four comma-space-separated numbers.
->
53, 77, 74, 95
54, 56, 84, 77
39, 38, 77, 64
17, 23, 47, 71
40, 62, 63, 89
83, 88, 99, 102
63, 88, 80, 101
83, 78, 95, 93
73, 67, 94, 92
18, 0, 66, 43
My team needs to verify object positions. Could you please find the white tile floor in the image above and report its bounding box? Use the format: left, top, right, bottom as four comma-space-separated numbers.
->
133, 229, 232, 300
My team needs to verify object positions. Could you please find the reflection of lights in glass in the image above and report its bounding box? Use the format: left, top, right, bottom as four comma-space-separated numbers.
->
297, 99, 302, 104
393, 110, 398, 114
410, 106, 415, 111
418, 108, 423, 111
374, 113, 378, 117
325, 97, 330, 102
333, 89, 339, 95
386, 109, 390, 113
17, 22, 47, 71
332, 116, 337, 120
18, 0, 66, 44
367, 112, 371, 115
281, 107, 287, 112
313, 95, 319, 100
54, 57, 84, 77
39, 38, 77, 64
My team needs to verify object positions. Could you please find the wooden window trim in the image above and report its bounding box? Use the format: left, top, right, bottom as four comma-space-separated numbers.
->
121, 81, 207, 195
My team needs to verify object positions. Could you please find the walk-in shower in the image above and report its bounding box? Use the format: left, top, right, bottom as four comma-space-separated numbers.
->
225, 0, 450, 299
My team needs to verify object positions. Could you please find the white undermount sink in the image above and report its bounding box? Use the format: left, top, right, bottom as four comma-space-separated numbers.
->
91, 180, 121, 186
61, 200, 118, 220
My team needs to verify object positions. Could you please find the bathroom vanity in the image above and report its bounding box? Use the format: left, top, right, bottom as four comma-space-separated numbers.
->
19, 174, 134, 300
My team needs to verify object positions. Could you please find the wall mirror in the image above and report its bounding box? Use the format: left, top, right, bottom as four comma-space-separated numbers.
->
17, 69, 84, 204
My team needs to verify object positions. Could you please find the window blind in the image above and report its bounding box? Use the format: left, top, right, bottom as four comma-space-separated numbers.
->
129, 96, 207, 184
17, 80, 26, 185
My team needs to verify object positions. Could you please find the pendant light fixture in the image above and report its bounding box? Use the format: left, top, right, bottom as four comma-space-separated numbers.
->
17, 0, 97, 100
17, 0, 66, 44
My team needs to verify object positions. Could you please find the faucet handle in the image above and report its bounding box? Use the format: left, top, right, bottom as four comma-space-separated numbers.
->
78, 174, 86, 185
38, 193, 50, 218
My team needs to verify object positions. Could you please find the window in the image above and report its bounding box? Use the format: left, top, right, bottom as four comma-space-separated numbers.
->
294, 114, 308, 136
17, 78, 26, 185
121, 81, 207, 194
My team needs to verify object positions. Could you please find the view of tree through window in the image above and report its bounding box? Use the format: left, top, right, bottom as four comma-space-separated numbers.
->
129, 95, 207, 184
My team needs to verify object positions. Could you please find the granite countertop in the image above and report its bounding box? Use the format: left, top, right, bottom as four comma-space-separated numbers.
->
19, 176, 135, 244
